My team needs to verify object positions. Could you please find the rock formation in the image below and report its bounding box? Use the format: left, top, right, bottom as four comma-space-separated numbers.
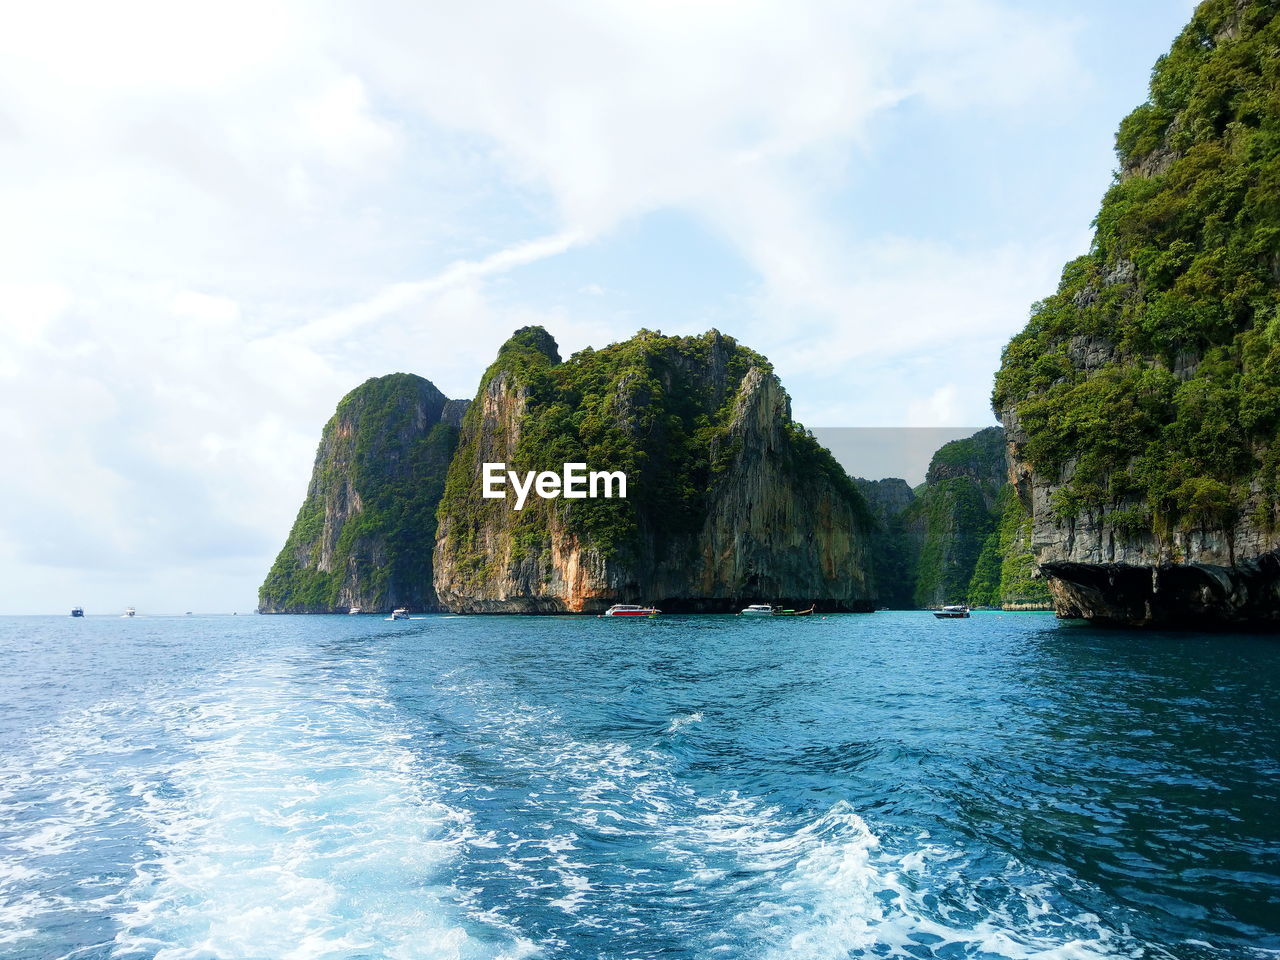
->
904, 427, 1007, 608
258, 374, 466, 614
857, 428, 1050, 609
994, 0, 1280, 626
854, 478, 918, 609
432, 327, 876, 612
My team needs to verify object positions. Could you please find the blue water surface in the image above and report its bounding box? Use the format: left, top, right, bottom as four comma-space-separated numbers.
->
0, 611, 1276, 959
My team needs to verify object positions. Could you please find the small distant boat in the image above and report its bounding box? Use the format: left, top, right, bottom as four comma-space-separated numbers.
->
71, 606, 84, 618
123, 607, 136, 618
602, 604, 660, 617
389, 608, 410, 620
933, 605, 971, 619
740, 604, 775, 616
348, 606, 362, 615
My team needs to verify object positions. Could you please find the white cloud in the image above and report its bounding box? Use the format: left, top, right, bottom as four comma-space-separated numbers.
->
282, 230, 585, 348
344, 0, 1080, 236
908, 384, 960, 427
295, 74, 401, 174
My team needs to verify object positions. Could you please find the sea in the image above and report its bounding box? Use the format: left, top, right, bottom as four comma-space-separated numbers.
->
0, 611, 1276, 960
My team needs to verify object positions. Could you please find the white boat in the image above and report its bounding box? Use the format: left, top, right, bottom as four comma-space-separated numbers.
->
122, 606, 135, 618
933, 605, 970, 619
602, 604, 659, 617
348, 606, 362, 615
740, 604, 775, 616
389, 608, 410, 620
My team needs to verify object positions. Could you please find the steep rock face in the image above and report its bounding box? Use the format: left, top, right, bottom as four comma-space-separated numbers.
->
856, 478, 915, 519
433, 327, 875, 612
259, 374, 466, 613
856, 427, 1048, 609
904, 428, 1007, 608
853, 478, 918, 609
994, 0, 1280, 626
966, 485, 1054, 609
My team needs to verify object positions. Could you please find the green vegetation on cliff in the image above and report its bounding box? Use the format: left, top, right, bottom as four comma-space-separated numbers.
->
904, 428, 1006, 607
909, 475, 996, 607
854, 478, 918, 608
967, 488, 1053, 607
863, 427, 1049, 608
438, 327, 870, 592
259, 374, 461, 613
994, 0, 1280, 536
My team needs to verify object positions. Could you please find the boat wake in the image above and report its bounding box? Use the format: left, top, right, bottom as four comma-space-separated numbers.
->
415, 676, 1137, 959
0, 654, 1147, 959
0, 658, 535, 960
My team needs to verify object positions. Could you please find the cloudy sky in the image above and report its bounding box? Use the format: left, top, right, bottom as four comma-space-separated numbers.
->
0, 0, 1195, 614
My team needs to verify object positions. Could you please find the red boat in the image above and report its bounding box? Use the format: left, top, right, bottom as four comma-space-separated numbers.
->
602, 604, 660, 617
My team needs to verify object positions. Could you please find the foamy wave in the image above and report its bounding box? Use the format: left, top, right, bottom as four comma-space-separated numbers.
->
702, 801, 1130, 960
427, 677, 1139, 958
0, 658, 538, 959
109, 665, 532, 959
0, 699, 156, 953
665, 711, 704, 734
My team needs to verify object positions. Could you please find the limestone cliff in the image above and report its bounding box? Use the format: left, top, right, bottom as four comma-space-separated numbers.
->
857, 429, 1050, 609
966, 486, 1053, 610
903, 428, 1006, 608
259, 374, 466, 614
853, 478, 918, 609
433, 327, 876, 612
994, 0, 1280, 626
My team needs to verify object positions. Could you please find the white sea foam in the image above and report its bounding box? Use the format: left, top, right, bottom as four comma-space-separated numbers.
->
108, 664, 533, 960
0, 658, 537, 959
428, 676, 1142, 959
665, 711, 704, 734
0, 700, 147, 952
1, 659, 1158, 960
700, 800, 1132, 960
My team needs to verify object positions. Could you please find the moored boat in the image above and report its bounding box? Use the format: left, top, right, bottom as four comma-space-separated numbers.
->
933, 605, 971, 619
740, 604, 775, 616
773, 604, 816, 617
602, 604, 659, 617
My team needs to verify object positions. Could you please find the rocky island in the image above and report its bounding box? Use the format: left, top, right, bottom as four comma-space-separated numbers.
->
258, 374, 467, 614
995, 0, 1280, 626
261, 328, 877, 614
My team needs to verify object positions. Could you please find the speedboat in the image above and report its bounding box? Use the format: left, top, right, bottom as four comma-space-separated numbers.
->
602, 604, 659, 617
123, 607, 136, 618
933, 605, 970, 619
389, 608, 410, 620
740, 604, 775, 616
348, 606, 362, 615
71, 606, 84, 618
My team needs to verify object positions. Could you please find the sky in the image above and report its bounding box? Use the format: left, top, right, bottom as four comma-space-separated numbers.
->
0, 0, 1198, 614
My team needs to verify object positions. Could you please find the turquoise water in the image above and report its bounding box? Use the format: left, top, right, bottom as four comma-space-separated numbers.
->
0, 612, 1276, 959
